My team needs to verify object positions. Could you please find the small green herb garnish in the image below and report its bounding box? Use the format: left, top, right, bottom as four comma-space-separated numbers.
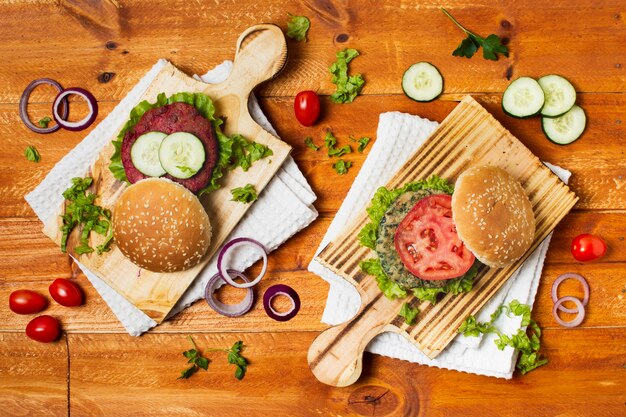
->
332, 159, 352, 175
351, 136, 371, 153
60, 177, 113, 255
176, 165, 198, 175
286, 14, 310, 42
329, 48, 365, 103
459, 300, 548, 374
441, 8, 509, 61
231, 183, 258, 204
230, 134, 273, 172
179, 336, 249, 380
25, 145, 41, 163
37, 116, 52, 128
399, 302, 419, 325
304, 136, 320, 151
324, 132, 352, 157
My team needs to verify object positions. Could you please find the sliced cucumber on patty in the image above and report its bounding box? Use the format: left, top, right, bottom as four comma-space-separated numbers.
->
542, 105, 586, 145
502, 77, 545, 118
130, 131, 167, 177
402, 62, 443, 102
158, 132, 205, 179
538, 74, 577, 117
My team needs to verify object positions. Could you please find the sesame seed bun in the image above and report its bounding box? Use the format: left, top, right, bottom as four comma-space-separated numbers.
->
451, 166, 535, 268
113, 178, 212, 273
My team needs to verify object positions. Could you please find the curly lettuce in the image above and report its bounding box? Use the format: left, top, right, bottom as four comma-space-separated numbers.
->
109, 92, 271, 196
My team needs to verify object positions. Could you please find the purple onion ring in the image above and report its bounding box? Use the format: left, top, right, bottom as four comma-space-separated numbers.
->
551, 272, 589, 313
19, 78, 69, 134
217, 237, 268, 289
263, 284, 300, 322
204, 269, 254, 317
53, 87, 98, 131
552, 296, 585, 328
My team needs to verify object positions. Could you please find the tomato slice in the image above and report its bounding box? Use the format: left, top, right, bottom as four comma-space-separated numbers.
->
394, 194, 475, 280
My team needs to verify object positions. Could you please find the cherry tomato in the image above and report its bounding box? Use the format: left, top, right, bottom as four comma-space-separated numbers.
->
395, 194, 475, 280
571, 234, 607, 262
9, 289, 48, 314
49, 278, 83, 307
294, 90, 320, 126
25, 315, 60, 343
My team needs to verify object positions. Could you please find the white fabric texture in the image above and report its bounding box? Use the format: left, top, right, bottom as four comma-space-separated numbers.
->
308, 111, 570, 379
25, 60, 318, 335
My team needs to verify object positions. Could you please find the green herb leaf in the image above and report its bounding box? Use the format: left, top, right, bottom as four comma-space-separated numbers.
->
176, 165, 198, 175
60, 177, 112, 255
25, 145, 41, 163
360, 258, 407, 299
324, 132, 352, 157
37, 116, 52, 128
352, 136, 371, 153
399, 302, 419, 325
441, 8, 509, 61
304, 136, 320, 151
332, 159, 352, 175
329, 48, 365, 103
226, 341, 248, 380
286, 14, 310, 42
178, 364, 199, 379
230, 184, 258, 204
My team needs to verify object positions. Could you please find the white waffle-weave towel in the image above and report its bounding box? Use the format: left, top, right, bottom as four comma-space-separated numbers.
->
25, 59, 318, 335
308, 111, 570, 378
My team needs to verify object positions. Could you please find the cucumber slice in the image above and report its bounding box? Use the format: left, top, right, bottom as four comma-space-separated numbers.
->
538, 75, 577, 117
158, 132, 205, 179
542, 105, 586, 145
502, 77, 545, 118
401, 62, 443, 102
130, 132, 167, 177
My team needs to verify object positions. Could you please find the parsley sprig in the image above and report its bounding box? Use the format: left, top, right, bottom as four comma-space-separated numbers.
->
25, 145, 41, 163
60, 177, 112, 255
459, 300, 548, 374
178, 336, 249, 381
441, 8, 509, 61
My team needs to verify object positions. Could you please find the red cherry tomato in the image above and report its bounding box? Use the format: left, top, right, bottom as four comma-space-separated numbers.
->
49, 278, 83, 307
571, 234, 607, 262
294, 90, 320, 126
25, 315, 60, 343
9, 290, 48, 315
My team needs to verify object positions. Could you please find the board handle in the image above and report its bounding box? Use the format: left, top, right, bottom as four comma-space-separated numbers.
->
307, 280, 404, 387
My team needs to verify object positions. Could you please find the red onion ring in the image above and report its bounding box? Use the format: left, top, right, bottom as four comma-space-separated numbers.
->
217, 237, 267, 289
551, 272, 589, 313
263, 284, 300, 322
19, 78, 69, 134
552, 296, 585, 327
53, 87, 98, 131
204, 269, 254, 317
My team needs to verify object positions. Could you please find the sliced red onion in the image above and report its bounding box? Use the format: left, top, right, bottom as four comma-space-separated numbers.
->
53, 87, 98, 131
552, 296, 585, 327
263, 284, 300, 322
551, 272, 589, 313
217, 237, 267, 289
204, 270, 254, 317
19, 78, 68, 133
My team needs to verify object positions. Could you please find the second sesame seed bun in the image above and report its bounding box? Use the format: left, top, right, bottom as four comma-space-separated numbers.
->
451, 166, 535, 268
113, 178, 212, 272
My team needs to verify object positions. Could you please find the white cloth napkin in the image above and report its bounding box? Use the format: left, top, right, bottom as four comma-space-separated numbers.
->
25, 59, 318, 335
308, 111, 570, 379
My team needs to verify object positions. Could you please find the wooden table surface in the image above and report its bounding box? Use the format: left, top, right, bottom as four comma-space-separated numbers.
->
1, 1, 625, 416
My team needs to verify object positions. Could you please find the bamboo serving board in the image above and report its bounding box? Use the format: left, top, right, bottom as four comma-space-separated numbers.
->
43, 24, 291, 323
308, 96, 578, 387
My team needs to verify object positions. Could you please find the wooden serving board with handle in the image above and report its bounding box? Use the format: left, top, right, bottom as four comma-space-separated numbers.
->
308, 96, 578, 387
42, 24, 291, 323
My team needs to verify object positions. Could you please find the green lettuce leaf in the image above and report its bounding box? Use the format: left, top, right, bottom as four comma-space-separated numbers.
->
399, 302, 419, 325
413, 261, 479, 304
359, 258, 407, 299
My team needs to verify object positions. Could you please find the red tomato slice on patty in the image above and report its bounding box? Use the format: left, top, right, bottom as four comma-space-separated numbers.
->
394, 194, 475, 280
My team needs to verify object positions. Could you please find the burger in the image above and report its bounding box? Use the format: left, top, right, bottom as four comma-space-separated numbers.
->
362, 166, 535, 300
113, 178, 212, 273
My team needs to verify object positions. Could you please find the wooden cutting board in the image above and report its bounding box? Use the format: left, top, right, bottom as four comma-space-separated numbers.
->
307, 96, 578, 387
42, 24, 291, 323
